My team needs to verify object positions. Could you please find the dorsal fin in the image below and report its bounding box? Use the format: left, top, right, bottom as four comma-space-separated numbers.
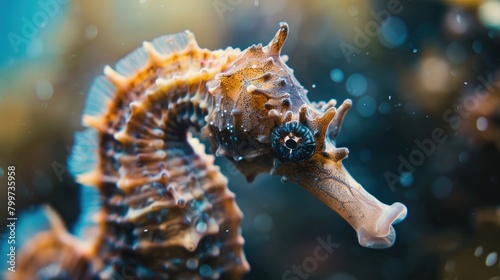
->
72, 30, 196, 242
81, 30, 193, 123
114, 43, 149, 77
82, 76, 115, 121
67, 129, 101, 240
151, 31, 191, 56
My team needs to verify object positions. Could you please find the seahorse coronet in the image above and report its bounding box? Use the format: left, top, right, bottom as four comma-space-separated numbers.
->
13, 22, 408, 280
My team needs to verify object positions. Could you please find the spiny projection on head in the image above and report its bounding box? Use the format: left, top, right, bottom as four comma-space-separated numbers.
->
12, 22, 407, 280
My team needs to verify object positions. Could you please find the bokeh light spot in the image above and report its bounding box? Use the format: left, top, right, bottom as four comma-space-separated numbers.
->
399, 172, 413, 187
357, 95, 377, 117
485, 252, 498, 267
476, 117, 488, 131
36, 79, 54, 101
472, 40, 483, 54
446, 42, 466, 64
330, 68, 344, 83
379, 17, 408, 48
346, 73, 367, 96
253, 213, 273, 233
85, 25, 98, 40
378, 102, 391, 114
479, 1, 500, 29
431, 176, 453, 199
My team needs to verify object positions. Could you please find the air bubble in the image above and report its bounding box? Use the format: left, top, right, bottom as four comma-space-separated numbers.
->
399, 172, 413, 187
472, 41, 483, 54
475, 246, 483, 257
330, 68, 344, 83
36, 79, 54, 101
378, 102, 391, 114
186, 258, 198, 270
485, 252, 498, 267
85, 25, 98, 39
458, 151, 469, 163
196, 222, 207, 233
199, 265, 213, 277
379, 17, 408, 48
476, 117, 488, 131
346, 73, 367, 96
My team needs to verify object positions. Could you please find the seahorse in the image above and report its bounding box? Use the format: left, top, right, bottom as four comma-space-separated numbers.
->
12, 22, 407, 279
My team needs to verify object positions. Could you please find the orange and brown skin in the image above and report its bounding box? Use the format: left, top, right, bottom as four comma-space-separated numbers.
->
12, 23, 406, 280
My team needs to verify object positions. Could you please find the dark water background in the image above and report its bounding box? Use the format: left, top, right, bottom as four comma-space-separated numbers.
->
0, 0, 499, 279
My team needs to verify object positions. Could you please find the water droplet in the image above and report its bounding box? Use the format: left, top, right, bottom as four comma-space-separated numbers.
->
379, 17, 408, 48
399, 172, 413, 187
458, 151, 469, 163
378, 102, 391, 115
85, 25, 98, 39
346, 73, 367, 96
186, 258, 198, 270
412, 48, 418, 53
476, 117, 488, 131
196, 222, 207, 233
464, 81, 468, 85
472, 40, 483, 54
485, 252, 498, 266
475, 246, 483, 257
36, 79, 54, 101
199, 265, 213, 277
330, 68, 344, 83
311, 84, 316, 88
210, 245, 220, 256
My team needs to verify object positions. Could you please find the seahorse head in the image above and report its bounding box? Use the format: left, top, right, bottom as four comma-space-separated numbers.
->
206, 23, 407, 248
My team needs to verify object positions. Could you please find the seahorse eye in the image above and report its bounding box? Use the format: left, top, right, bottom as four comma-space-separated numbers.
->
271, 122, 316, 162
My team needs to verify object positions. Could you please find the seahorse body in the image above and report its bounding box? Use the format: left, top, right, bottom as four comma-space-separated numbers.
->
12, 23, 407, 279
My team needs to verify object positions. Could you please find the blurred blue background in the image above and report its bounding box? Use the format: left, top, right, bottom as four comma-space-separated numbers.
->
1, 0, 499, 279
